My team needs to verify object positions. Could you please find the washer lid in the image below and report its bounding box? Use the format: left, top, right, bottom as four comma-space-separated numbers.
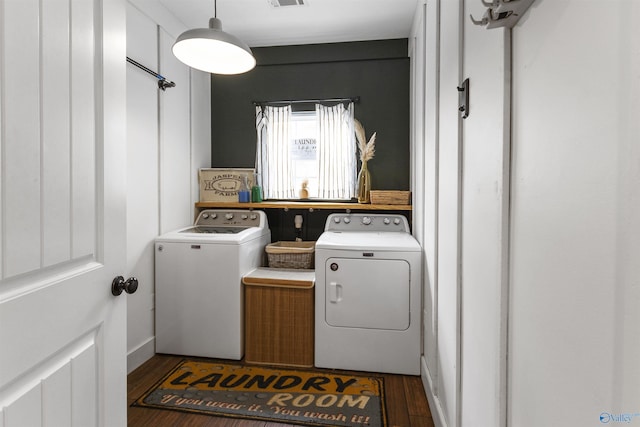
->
315, 231, 420, 252
156, 226, 269, 244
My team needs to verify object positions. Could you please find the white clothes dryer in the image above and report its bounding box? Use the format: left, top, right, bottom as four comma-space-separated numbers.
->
315, 213, 421, 375
155, 209, 270, 360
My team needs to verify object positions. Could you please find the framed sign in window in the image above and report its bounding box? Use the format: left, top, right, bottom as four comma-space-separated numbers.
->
198, 168, 255, 202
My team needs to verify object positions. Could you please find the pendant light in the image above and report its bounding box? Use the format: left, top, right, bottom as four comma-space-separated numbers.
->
172, 0, 256, 75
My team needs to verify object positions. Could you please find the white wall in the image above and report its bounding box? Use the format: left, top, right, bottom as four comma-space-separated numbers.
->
410, 0, 425, 290
411, 1, 462, 426
509, 1, 640, 426
158, 28, 192, 233
125, 3, 159, 373
125, 1, 211, 373
422, 0, 439, 385
434, 1, 463, 425
460, 1, 510, 426
412, 1, 640, 426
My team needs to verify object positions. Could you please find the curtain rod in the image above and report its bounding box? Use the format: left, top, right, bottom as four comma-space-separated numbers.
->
126, 56, 176, 91
252, 96, 360, 107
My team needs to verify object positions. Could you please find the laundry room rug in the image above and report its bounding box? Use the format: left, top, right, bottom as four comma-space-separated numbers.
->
132, 359, 387, 427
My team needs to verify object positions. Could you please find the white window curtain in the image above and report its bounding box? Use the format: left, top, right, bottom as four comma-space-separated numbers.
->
316, 102, 356, 199
255, 105, 295, 199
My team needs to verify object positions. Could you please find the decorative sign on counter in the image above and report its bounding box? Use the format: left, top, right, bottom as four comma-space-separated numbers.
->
199, 168, 255, 202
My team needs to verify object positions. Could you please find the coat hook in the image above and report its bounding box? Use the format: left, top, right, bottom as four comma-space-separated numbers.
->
471, 7, 515, 27
471, 0, 534, 29
470, 12, 489, 26
490, 8, 515, 20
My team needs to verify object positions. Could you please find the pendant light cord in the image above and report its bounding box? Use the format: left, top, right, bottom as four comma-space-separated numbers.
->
214, 0, 217, 18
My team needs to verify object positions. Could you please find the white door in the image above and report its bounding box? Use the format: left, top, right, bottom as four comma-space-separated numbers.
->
325, 258, 410, 330
0, 0, 127, 426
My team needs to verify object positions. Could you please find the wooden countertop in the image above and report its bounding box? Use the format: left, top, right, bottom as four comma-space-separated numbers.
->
196, 201, 412, 211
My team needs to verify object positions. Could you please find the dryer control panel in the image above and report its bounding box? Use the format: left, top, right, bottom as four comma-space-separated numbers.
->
324, 213, 410, 233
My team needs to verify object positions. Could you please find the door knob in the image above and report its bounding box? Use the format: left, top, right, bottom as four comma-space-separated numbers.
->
111, 276, 139, 296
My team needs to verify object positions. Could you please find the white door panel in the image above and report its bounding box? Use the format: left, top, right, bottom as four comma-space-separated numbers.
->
0, 1, 127, 426
71, 0, 99, 260
324, 257, 410, 330
42, 0, 72, 267
2, 0, 41, 277
2, 334, 97, 427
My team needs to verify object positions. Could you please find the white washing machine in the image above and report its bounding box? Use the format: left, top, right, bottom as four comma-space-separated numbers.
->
155, 209, 270, 359
315, 213, 421, 375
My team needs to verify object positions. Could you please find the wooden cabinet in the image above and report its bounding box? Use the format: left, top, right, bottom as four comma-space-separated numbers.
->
243, 268, 315, 368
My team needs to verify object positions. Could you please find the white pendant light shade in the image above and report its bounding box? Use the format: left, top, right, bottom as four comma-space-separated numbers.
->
173, 18, 256, 75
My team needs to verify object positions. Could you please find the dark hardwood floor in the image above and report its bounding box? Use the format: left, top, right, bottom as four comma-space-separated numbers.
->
128, 355, 434, 427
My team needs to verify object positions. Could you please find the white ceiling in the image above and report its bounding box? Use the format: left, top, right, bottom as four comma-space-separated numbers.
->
156, 0, 420, 47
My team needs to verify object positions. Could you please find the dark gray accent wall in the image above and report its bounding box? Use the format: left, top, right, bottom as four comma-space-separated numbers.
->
210, 39, 410, 191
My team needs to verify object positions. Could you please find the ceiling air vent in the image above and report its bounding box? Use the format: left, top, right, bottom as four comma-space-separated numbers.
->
268, 0, 306, 7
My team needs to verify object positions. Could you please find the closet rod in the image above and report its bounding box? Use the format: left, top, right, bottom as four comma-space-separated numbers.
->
126, 56, 176, 91
252, 96, 360, 106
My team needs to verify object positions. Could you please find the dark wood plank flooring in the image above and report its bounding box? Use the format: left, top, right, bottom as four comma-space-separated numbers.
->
128, 355, 434, 427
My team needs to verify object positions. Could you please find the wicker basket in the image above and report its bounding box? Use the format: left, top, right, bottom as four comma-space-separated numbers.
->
369, 190, 411, 205
266, 241, 315, 269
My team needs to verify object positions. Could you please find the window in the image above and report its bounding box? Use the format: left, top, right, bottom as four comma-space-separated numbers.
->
255, 102, 356, 200
290, 111, 319, 197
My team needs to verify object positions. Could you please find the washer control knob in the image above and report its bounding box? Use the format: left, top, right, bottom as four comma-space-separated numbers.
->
343, 217, 351, 224
362, 216, 372, 225
383, 217, 391, 225
225, 213, 234, 220
210, 213, 217, 219
333, 217, 341, 223
393, 218, 401, 225
202, 213, 209, 219
250, 214, 258, 220
241, 214, 248, 220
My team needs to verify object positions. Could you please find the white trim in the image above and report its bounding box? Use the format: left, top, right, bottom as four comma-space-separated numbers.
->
0, 258, 100, 303
422, 355, 448, 427
127, 336, 155, 374
499, 28, 512, 427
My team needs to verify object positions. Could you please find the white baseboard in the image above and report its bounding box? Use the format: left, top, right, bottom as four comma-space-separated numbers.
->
127, 337, 155, 374
421, 355, 448, 427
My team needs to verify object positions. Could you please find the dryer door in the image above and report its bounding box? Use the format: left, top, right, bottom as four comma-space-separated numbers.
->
324, 257, 410, 330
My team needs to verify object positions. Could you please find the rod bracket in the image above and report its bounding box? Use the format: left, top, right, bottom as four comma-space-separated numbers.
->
158, 79, 176, 91
127, 56, 176, 91
457, 78, 470, 119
